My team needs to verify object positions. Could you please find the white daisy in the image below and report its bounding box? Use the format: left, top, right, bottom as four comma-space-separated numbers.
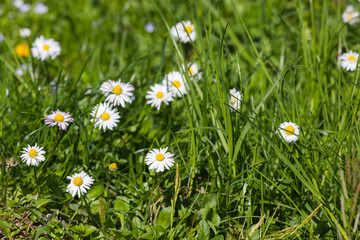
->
90, 102, 120, 131
182, 62, 201, 78
163, 71, 187, 97
20, 144, 46, 166
33, 2, 48, 14
19, 28, 31, 38
44, 110, 74, 131
339, 51, 359, 71
229, 88, 243, 112
100, 79, 134, 108
170, 20, 196, 43
31, 35, 61, 61
66, 171, 94, 198
342, 5, 360, 25
145, 147, 175, 172
277, 122, 300, 143
145, 83, 174, 110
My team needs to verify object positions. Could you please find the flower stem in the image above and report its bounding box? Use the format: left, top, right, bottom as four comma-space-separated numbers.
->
34, 166, 40, 197
2, 167, 11, 205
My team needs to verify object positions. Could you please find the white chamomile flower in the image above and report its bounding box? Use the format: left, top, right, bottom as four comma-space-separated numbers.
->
20, 144, 46, 166
170, 20, 196, 43
145, 147, 175, 172
31, 35, 61, 61
44, 110, 74, 131
163, 71, 187, 97
342, 5, 360, 25
277, 122, 300, 143
145, 83, 174, 110
339, 51, 359, 71
33, 2, 48, 14
66, 171, 94, 198
90, 102, 120, 131
100, 79, 134, 108
229, 88, 243, 112
19, 28, 31, 38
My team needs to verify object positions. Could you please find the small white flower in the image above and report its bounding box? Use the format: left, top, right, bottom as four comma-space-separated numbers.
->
16, 64, 27, 76
170, 20, 196, 43
66, 171, 94, 198
229, 88, 243, 112
339, 51, 359, 71
31, 35, 61, 61
182, 62, 203, 80
33, 2, 48, 14
277, 122, 300, 143
20, 143, 46, 166
0, 33, 4, 43
90, 102, 120, 131
145, 22, 156, 33
13, 1, 30, 12
44, 110, 74, 131
342, 5, 360, 25
13, 0, 24, 8
100, 79, 134, 108
145, 147, 175, 172
19, 28, 31, 38
145, 83, 174, 110
163, 71, 187, 97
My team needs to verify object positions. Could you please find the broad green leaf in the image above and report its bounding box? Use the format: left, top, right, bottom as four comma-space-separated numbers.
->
198, 220, 210, 240
87, 184, 104, 199
156, 207, 172, 228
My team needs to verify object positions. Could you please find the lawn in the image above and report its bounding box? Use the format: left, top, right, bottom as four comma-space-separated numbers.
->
0, 0, 360, 239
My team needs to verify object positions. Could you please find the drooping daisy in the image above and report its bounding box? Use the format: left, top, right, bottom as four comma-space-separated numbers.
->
100, 79, 134, 108
277, 122, 300, 143
66, 171, 94, 198
342, 5, 360, 25
229, 88, 243, 112
145, 83, 174, 110
145, 147, 175, 172
31, 35, 61, 61
15, 44, 30, 57
44, 110, 74, 131
163, 71, 187, 97
19, 28, 31, 38
170, 20, 196, 43
20, 144, 46, 166
33, 2, 48, 14
90, 102, 120, 131
339, 51, 359, 71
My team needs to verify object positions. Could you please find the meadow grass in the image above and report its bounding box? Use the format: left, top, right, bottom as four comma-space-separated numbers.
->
1, 0, 360, 239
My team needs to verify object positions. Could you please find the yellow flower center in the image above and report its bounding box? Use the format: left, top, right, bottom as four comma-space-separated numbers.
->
188, 68, 194, 75
156, 91, 164, 99
54, 113, 64, 122
29, 149, 37, 158
348, 13, 352, 21
230, 96, 237, 105
185, 25, 193, 34
73, 177, 83, 186
285, 125, 295, 135
15, 44, 30, 57
43, 44, 50, 51
348, 55, 356, 61
101, 113, 110, 121
173, 80, 181, 88
156, 153, 165, 161
113, 85, 122, 95
109, 163, 118, 171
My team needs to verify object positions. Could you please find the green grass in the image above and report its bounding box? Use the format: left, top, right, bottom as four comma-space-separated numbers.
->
1, 0, 360, 239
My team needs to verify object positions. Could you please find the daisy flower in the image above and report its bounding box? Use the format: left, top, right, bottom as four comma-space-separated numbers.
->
145, 83, 174, 110
33, 2, 48, 14
182, 62, 202, 80
44, 110, 74, 131
229, 88, 243, 112
31, 35, 61, 61
342, 5, 360, 25
20, 144, 46, 166
66, 171, 94, 198
163, 71, 187, 97
19, 28, 31, 38
277, 122, 300, 143
90, 102, 120, 131
100, 79, 135, 107
15, 44, 30, 57
145, 147, 175, 172
339, 51, 359, 71
170, 20, 196, 43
